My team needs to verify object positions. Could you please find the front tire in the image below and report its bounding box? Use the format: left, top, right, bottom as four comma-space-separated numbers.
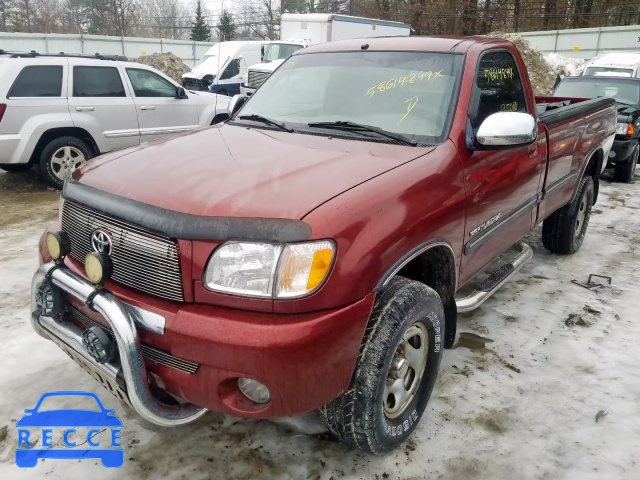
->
320, 277, 445, 454
613, 145, 638, 183
38, 136, 93, 189
542, 175, 594, 254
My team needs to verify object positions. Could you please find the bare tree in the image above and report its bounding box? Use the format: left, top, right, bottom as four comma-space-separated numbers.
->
239, 0, 280, 39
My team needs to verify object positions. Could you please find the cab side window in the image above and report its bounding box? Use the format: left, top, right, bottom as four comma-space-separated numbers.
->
471, 51, 527, 129
219, 59, 240, 80
126, 68, 177, 97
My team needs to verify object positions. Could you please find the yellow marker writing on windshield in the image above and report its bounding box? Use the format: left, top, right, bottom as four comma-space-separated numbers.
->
399, 96, 419, 124
367, 70, 445, 98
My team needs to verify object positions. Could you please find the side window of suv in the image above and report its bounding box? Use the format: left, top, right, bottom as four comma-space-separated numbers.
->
471, 51, 527, 129
126, 69, 177, 98
219, 59, 240, 80
73, 66, 126, 97
8, 66, 63, 98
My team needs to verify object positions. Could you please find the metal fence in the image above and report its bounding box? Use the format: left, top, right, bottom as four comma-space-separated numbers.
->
518, 24, 640, 59
0, 32, 215, 66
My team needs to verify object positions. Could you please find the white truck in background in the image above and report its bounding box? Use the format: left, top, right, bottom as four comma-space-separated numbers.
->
240, 40, 312, 96
241, 14, 411, 96
182, 41, 263, 95
583, 52, 640, 78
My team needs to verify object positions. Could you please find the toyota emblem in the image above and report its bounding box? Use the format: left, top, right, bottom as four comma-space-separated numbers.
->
91, 229, 113, 256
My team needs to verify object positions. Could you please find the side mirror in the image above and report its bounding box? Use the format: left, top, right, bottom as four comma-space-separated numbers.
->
228, 94, 247, 117
176, 86, 188, 99
473, 112, 537, 149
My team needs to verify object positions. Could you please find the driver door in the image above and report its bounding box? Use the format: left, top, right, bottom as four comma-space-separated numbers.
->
124, 67, 199, 142
459, 50, 545, 284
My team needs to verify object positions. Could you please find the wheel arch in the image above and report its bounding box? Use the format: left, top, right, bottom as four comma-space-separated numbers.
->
29, 127, 100, 165
577, 147, 604, 204
375, 239, 458, 348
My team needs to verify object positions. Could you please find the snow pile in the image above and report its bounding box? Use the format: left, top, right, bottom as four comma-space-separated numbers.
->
133, 52, 191, 83
489, 33, 557, 96
545, 53, 586, 78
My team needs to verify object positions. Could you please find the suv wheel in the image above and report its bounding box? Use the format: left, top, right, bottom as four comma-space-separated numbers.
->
39, 136, 93, 189
613, 145, 638, 183
320, 276, 445, 453
0, 163, 31, 173
542, 175, 594, 255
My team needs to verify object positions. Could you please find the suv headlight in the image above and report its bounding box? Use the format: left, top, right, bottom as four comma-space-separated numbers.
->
203, 240, 335, 299
616, 122, 633, 135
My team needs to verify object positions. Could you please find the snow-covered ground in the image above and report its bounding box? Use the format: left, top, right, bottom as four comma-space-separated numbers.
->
545, 53, 586, 77
1, 169, 639, 479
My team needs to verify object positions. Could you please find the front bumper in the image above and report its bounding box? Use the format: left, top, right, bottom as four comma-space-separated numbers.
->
31, 263, 207, 427
31, 261, 374, 421
609, 138, 638, 164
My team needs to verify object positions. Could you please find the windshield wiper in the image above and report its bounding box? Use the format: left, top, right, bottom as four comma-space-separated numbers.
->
307, 120, 417, 146
238, 114, 293, 132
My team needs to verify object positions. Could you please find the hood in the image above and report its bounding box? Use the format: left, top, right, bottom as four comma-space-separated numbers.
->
76, 125, 433, 220
248, 59, 285, 73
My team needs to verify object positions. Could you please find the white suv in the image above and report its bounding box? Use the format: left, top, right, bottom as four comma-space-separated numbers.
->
0, 51, 230, 188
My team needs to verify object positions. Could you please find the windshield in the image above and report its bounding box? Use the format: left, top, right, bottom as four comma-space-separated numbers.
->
238, 51, 463, 144
263, 43, 304, 62
555, 79, 640, 105
584, 66, 634, 77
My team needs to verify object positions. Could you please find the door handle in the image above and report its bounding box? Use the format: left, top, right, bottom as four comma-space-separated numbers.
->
528, 145, 538, 157
75, 106, 95, 112
140, 106, 156, 111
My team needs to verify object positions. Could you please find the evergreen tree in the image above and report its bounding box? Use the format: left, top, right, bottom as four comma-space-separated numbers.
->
190, 0, 211, 41
216, 9, 235, 41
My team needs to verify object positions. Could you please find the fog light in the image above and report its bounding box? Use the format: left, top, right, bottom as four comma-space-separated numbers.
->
237, 378, 271, 404
35, 281, 62, 317
46, 231, 71, 260
85, 252, 112, 285
82, 325, 116, 364
609, 151, 616, 158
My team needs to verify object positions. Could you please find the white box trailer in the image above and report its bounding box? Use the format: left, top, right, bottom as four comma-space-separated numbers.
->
280, 13, 411, 43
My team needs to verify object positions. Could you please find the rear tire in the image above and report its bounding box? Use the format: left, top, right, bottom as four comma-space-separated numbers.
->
0, 163, 31, 172
542, 175, 594, 254
38, 136, 93, 189
320, 277, 445, 454
613, 145, 638, 183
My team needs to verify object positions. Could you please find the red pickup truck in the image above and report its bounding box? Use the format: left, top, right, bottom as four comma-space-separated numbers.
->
31, 36, 616, 453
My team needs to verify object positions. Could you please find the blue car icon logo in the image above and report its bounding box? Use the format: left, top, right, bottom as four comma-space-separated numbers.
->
16, 391, 124, 468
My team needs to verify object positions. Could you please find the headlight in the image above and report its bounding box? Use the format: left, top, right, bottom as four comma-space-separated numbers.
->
616, 123, 633, 135
203, 240, 335, 299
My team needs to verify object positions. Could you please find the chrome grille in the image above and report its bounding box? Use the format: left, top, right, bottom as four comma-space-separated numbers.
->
247, 70, 271, 89
70, 305, 200, 374
61, 201, 185, 302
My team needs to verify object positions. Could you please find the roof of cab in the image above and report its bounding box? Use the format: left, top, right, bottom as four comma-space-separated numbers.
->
298, 35, 515, 55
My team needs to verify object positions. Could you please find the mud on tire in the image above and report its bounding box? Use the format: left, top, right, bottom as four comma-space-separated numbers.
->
320, 276, 445, 454
542, 175, 594, 255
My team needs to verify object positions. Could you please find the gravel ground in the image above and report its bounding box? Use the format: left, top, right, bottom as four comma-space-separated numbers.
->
0, 168, 639, 479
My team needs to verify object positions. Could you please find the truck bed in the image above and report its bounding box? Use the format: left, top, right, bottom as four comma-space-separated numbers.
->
535, 96, 616, 125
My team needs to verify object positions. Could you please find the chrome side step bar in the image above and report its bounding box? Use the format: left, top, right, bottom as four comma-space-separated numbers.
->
455, 242, 533, 313
31, 263, 207, 427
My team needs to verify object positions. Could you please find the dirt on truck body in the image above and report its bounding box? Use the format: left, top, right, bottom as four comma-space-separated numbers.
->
29, 36, 616, 455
